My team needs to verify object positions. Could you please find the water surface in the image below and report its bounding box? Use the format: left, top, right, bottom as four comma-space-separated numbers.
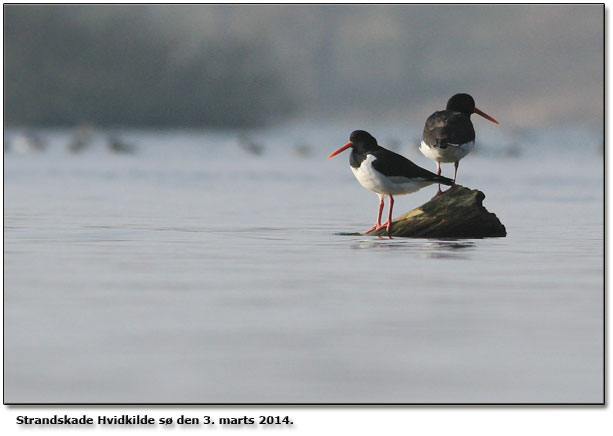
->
4, 123, 603, 403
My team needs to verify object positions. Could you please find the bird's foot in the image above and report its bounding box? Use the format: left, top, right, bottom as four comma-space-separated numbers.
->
364, 224, 379, 234
431, 188, 444, 200
377, 221, 392, 233
365, 222, 391, 234
431, 186, 454, 200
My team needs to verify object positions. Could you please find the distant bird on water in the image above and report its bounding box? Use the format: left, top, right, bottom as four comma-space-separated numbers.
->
420, 93, 499, 188
329, 130, 454, 234
108, 136, 136, 154
11, 132, 46, 153
237, 133, 265, 156
68, 124, 94, 154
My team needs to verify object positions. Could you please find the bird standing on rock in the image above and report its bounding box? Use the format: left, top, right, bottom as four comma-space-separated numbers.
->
329, 130, 454, 234
420, 93, 499, 190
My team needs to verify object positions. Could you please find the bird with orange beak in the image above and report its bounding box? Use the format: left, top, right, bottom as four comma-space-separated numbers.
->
420, 93, 499, 189
329, 130, 454, 234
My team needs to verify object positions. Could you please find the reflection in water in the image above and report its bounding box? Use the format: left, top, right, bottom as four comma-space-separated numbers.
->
421, 240, 476, 259
349, 237, 476, 259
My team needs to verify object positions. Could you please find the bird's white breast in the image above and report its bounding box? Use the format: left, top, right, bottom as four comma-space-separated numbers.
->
350, 154, 433, 197
419, 140, 474, 163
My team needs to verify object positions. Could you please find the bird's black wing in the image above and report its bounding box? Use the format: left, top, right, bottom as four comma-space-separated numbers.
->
371, 148, 454, 186
422, 110, 475, 148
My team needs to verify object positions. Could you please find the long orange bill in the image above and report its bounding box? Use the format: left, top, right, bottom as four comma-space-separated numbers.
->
328, 141, 353, 158
474, 107, 499, 124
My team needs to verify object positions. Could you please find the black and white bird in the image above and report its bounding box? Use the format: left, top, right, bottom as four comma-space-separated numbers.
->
420, 93, 499, 186
329, 130, 454, 234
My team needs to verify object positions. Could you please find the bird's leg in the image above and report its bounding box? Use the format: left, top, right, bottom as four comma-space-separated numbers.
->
364, 196, 384, 234
436, 162, 443, 195
431, 163, 444, 199
378, 195, 394, 233
432, 162, 456, 199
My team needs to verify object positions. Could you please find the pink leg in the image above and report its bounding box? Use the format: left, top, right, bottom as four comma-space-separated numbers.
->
432, 164, 443, 199
378, 196, 394, 232
364, 197, 384, 234
453, 161, 459, 182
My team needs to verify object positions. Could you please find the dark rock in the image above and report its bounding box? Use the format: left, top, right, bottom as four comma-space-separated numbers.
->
371, 185, 506, 238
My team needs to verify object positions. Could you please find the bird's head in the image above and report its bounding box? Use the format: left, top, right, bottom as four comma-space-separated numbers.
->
446, 93, 499, 124
328, 130, 378, 158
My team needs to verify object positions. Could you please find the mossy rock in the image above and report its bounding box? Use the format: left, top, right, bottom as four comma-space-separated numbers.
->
371, 185, 506, 238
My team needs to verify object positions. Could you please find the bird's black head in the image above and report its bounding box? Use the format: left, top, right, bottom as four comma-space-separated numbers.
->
349, 130, 378, 148
328, 130, 379, 159
446, 93, 499, 124
446, 93, 476, 115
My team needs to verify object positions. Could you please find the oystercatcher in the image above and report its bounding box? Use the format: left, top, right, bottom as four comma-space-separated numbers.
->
420, 93, 499, 185
329, 130, 454, 234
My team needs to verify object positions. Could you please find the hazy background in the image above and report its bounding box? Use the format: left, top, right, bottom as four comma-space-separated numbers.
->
4, 4, 603, 130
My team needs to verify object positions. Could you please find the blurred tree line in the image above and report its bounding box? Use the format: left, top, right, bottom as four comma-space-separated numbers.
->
4, 5, 294, 127
4, 5, 603, 129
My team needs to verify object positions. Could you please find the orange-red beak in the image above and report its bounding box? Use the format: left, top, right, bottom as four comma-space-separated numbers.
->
474, 107, 499, 124
328, 141, 353, 158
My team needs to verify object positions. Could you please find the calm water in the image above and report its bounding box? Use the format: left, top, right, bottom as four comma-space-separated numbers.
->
4, 122, 603, 403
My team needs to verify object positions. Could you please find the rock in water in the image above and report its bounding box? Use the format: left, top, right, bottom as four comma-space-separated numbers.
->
371, 185, 506, 238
